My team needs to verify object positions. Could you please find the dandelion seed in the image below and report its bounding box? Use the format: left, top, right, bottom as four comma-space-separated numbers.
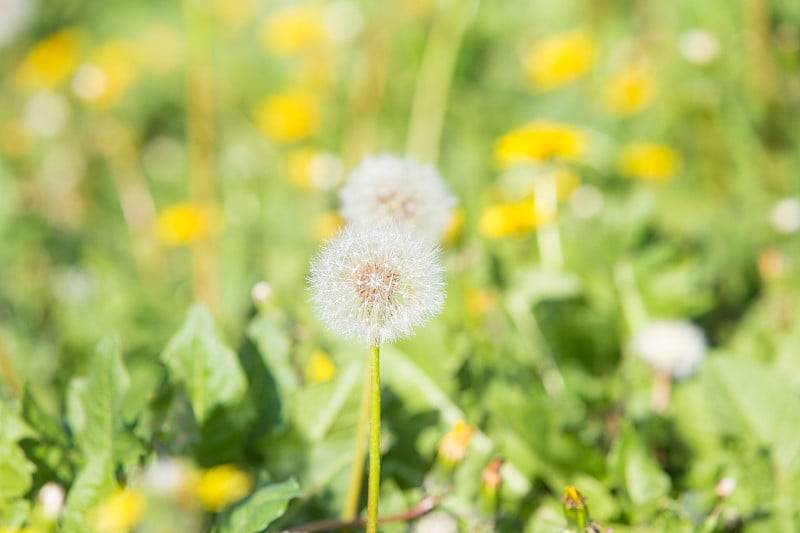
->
630, 320, 707, 379
339, 154, 457, 241
308, 224, 445, 345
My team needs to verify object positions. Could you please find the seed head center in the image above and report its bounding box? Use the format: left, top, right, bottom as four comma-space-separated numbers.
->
353, 261, 401, 303
376, 190, 417, 219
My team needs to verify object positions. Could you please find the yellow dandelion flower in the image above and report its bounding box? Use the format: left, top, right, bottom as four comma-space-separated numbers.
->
255, 90, 320, 144
261, 5, 326, 56
90, 489, 145, 533
313, 211, 344, 241
603, 64, 657, 117
480, 199, 552, 239
14, 28, 82, 89
618, 142, 680, 182
304, 349, 337, 384
524, 30, 595, 91
495, 122, 586, 169
441, 207, 465, 245
438, 421, 475, 467
155, 203, 216, 247
195, 464, 253, 512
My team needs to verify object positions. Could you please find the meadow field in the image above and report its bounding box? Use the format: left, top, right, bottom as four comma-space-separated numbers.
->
1, 0, 800, 531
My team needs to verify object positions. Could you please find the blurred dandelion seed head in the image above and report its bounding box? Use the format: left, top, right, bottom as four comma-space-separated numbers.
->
251, 281, 274, 304
679, 29, 721, 65
339, 154, 457, 241
24, 91, 71, 138
308, 224, 445, 345
770, 197, 800, 234
630, 320, 707, 379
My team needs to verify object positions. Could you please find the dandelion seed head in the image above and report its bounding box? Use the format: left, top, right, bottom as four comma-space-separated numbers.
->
630, 320, 707, 379
339, 154, 457, 241
308, 224, 445, 345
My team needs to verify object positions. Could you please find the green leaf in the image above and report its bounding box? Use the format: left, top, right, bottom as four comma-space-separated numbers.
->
246, 313, 296, 396
161, 304, 247, 424
212, 478, 301, 533
61, 456, 117, 533
0, 441, 35, 500
0, 398, 36, 443
704, 357, 800, 474
624, 448, 670, 506
68, 336, 134, 463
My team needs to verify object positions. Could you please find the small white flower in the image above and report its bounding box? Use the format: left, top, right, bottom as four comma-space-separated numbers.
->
37, 482, 65, 519
770, 197, 800, 234
251, 281, 274, 304
308, 224, 445, 345
339, 154, 457, 241
630, 320, 707, 379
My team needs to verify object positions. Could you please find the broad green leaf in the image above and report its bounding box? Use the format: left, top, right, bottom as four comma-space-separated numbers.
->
212, 478, 301, 533
68, 336, 133, 462
291, 362, 360, 442
0, 441, 35, 500
246, 313, 296, 396
161, 304, 247, 424
704, 357, 800, 474
61, 456, 117, 533
624, 449, 670, 506
0, 399, 35, 443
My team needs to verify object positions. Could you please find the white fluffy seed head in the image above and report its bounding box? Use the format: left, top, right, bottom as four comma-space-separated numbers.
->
308, 224, 445, 345
630, 320, 707, 379
339, 154, 457, 241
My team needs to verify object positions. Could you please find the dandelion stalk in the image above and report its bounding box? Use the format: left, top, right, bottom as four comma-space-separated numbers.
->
406, 0, 476, 162
366, 344, 382, 533
533, 166, 563, 271
308, 225, 445, 532
184, 0, 219, 314
341, 363, 371, 522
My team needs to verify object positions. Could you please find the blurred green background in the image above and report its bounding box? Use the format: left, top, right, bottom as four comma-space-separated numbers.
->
2, 0, 800, 531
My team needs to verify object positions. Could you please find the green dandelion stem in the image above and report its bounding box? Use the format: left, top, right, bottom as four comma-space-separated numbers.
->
533, 168, 563, 271
366, 344, 382, 533
406, 0, 476, 162
341, 362, 372, 522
